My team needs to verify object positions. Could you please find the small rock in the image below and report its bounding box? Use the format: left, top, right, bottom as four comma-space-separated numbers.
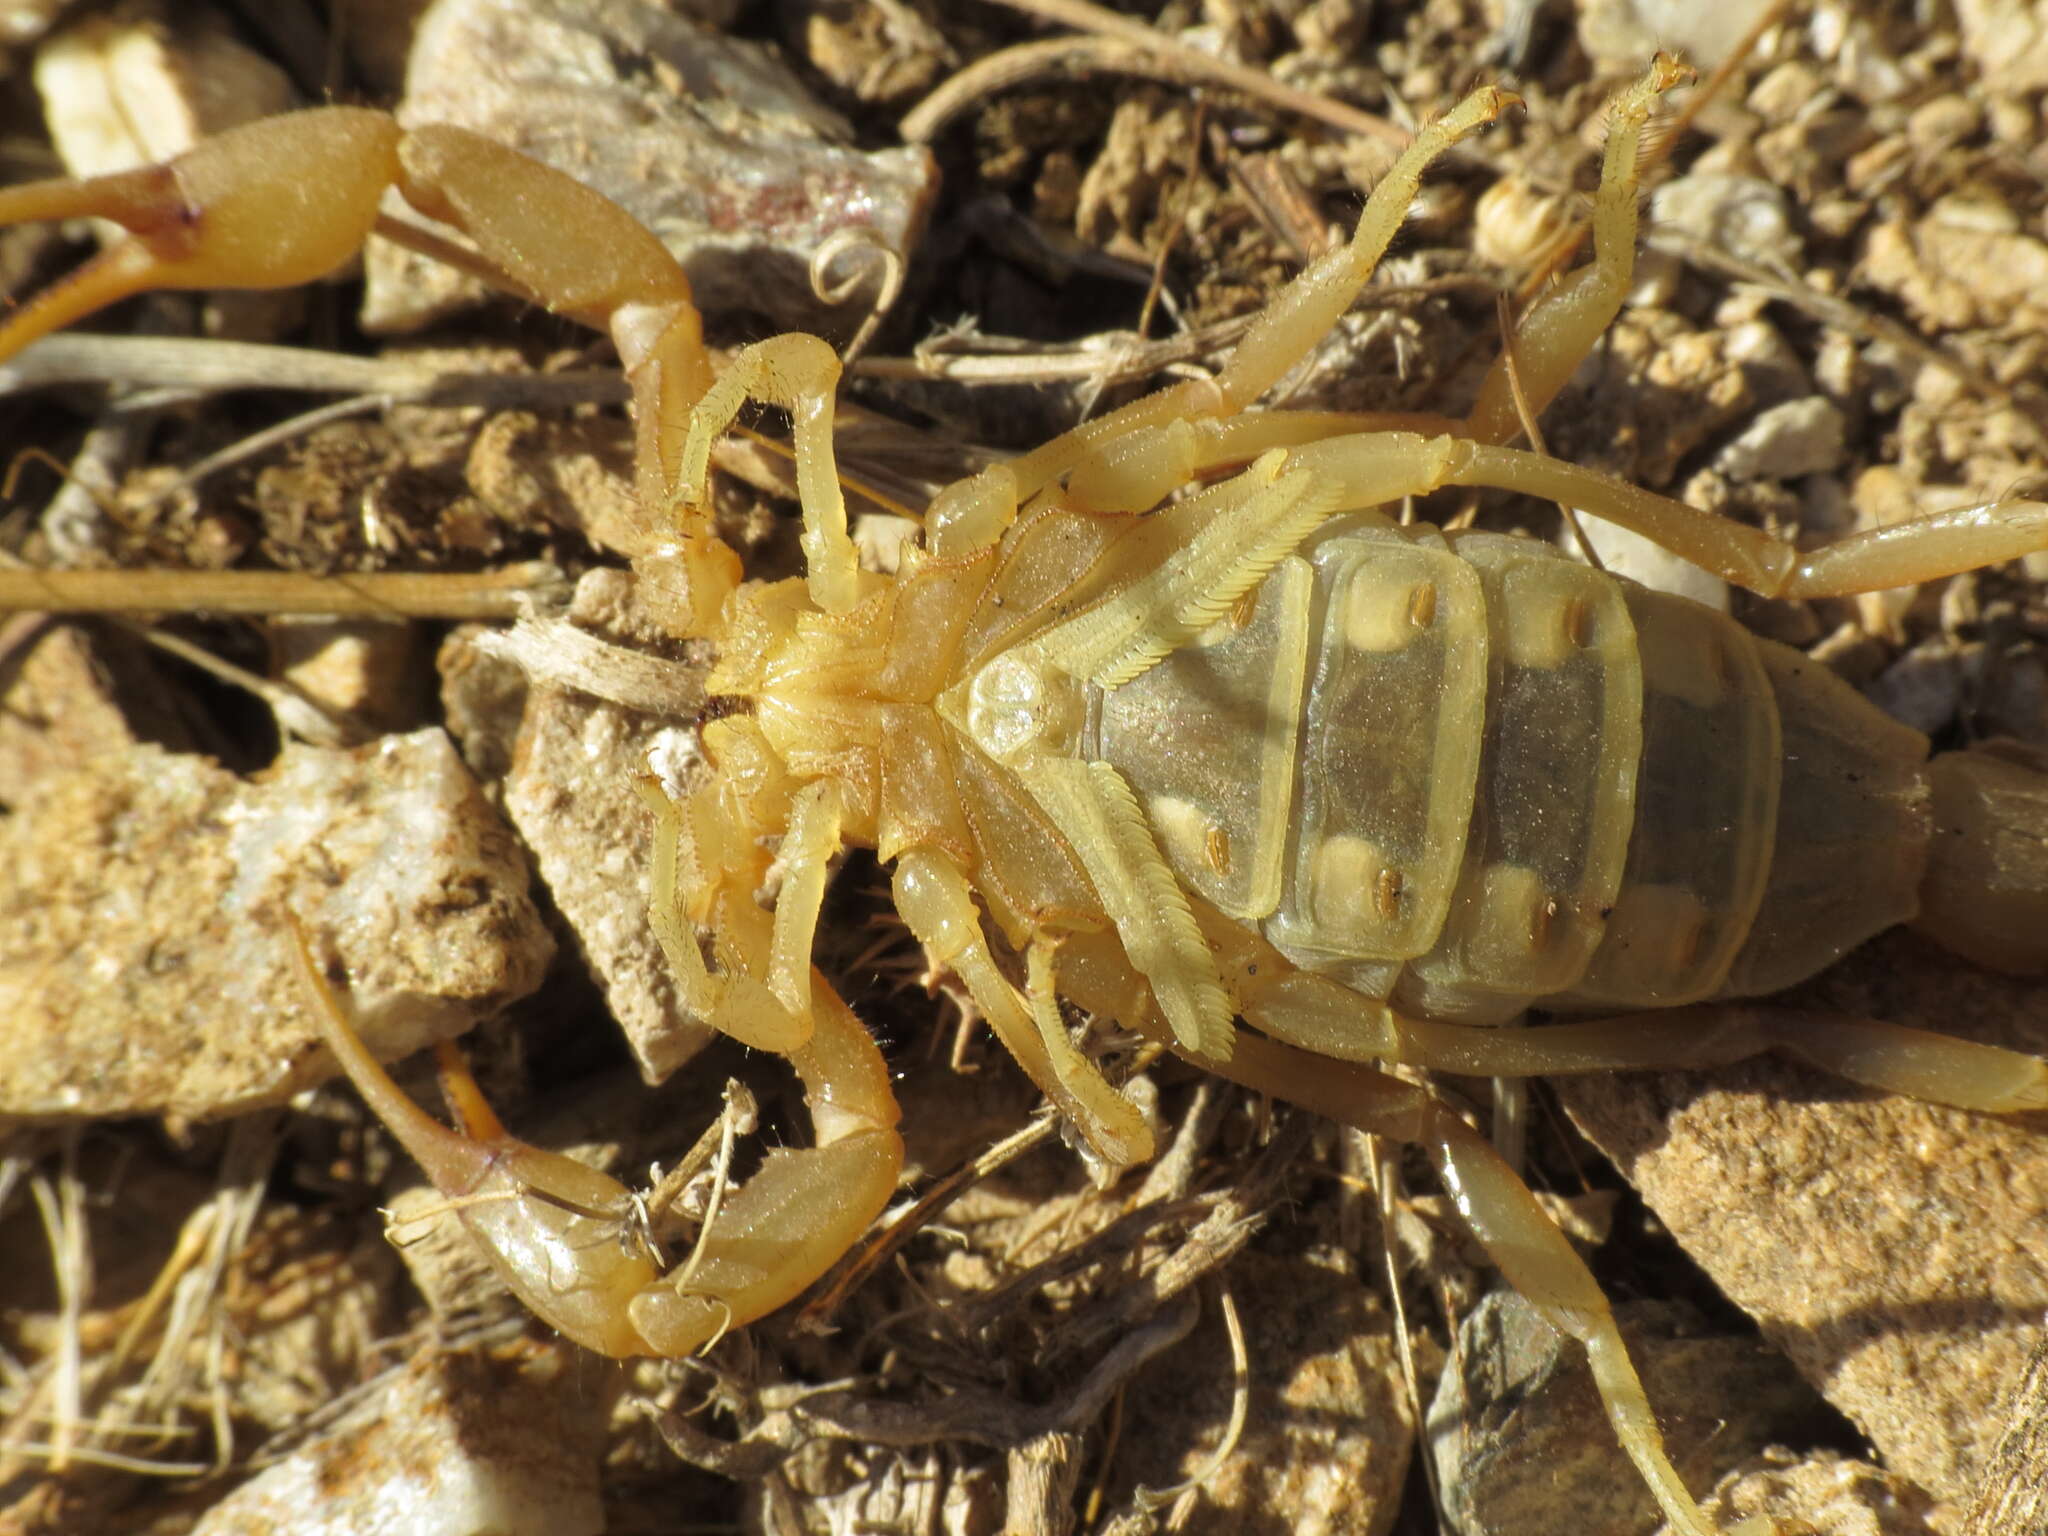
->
365, 0, 939, 339
0, 622, 188, 806
501, 685, 715, 1082
777, 0, 952, 107
1670, 1449, 1937, 1536
1722, 319, 1814, 401
1746, 62, 1826, 127
1715, 397, 1848, 481
1556, 933, 2048, 1508
1865, 639, 1963, 736
1577, 0, 1781, 67
1472, 176, 1571, 273
1652, 175, 1803, 274
1952, 0, 2048, 94
33, 5, 294, 171
456, 569, 718, 1083
192, 1345, 606, 1536
1430, 1292, 1821, 1536
1862, 216, 2048, 330
1905, 96, 1981, 161
1112, 1252, 1411, 1534
0, 730, 552, 1121
274, 618, 430, 735
1561, 511, 1732, 612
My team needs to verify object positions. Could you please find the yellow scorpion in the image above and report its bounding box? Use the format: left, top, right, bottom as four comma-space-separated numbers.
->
3, 55, 2044, 1536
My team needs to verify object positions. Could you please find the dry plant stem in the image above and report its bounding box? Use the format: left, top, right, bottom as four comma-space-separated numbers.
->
24, 1139, 85, 1476
1007, 1432, 1087, 1536
664, 1289, 1202, 1468
854, 278, 1494, 387
903, 36, 1200, 142
1046, 1114, 1311, 1366
1130, 1074, 1228, 1206
1132, 1282, 1249, 1520
980, 0, 1407, 145
40, 414, 145, 560
0, 333, 630, 407
150, 393, 393, 501
1963, 1333, 2048, 1536
470, 619, 709, 716
795, 1112, 1061, 1331
1370, 1132, 1446, 1525
113, 617, 350, 746
0, 563, 569, 618
1136, 103, 1207, 342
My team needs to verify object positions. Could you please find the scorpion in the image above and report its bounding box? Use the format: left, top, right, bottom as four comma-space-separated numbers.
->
2, 54, 2046, 1536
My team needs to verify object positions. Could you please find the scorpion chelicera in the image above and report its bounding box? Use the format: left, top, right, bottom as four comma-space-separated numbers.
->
2, 56, 2045, 1536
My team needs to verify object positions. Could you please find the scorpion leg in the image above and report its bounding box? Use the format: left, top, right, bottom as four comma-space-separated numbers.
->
678, 332, 860, 615
625, 969, 903, 1356
1178, 1023, 1737, 1536
1445, 436, 2048, 596
763, 779, 849, 1028
637, 774, 812, 1053
1241, 969, 2048, 1113
631, 766, 905, 1354
924, 79, 1518, 553
893, 848, 1156, 1165
1461, 55, 1690, 445
1268, 432, 2048, 598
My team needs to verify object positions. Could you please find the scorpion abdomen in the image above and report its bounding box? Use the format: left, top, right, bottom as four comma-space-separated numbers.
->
1090, 520, 2034, 1022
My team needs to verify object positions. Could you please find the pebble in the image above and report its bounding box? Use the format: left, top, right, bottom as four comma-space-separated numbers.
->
1714, 397, 1848, 481
0, 729, 552, 1120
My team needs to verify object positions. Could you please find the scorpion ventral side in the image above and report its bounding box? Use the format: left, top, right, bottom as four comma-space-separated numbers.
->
4, 52, 2047, 1536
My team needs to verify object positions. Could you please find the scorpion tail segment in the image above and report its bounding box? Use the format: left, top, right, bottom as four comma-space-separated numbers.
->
1214, 83, 1519, 413
1465, 54, 1692, 445
627, 976, 902, 1357
679, 333, 857, 614
1914, 746, 2048, 978
0, 108, 404, 365
892, 849, 1157, 1166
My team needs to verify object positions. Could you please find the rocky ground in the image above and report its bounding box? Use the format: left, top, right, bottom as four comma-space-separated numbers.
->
0, 0, 2045, 1533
